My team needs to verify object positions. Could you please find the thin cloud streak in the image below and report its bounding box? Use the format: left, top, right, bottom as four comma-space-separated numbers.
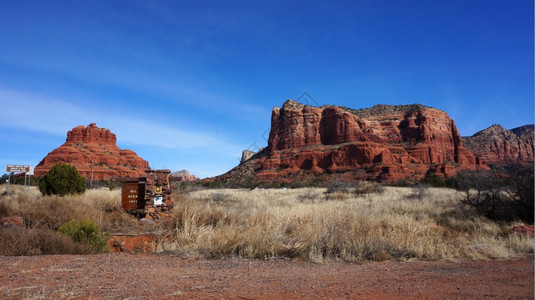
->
0, 88, 242, 158
0, 55, 268, 123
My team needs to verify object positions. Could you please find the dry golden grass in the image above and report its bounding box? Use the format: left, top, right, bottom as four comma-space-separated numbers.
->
166, 186, 534, 262
0, 185, 141, 255
1, 184, 532, 261
0, 185, 137, 232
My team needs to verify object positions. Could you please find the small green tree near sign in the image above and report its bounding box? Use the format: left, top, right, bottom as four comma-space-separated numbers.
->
39, 163, 86, 196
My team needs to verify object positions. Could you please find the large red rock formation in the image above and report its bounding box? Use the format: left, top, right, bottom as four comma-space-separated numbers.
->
34, 123, 149, 180
462, 124, 534, 167
220, 100, 485, 183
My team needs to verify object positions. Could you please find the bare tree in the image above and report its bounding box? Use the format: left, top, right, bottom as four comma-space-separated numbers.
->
453, 165, 533, 223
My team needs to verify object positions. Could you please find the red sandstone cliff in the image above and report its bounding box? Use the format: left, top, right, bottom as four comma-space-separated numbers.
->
462, 124, 534, 167
34, 123, 149, 180
220, 100, 485, 183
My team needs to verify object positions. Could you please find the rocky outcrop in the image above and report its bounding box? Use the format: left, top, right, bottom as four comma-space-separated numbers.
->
463, 124, 534, 167
108, 235, 158, 253
220, 100, 485, 183
170, 170, 199, 182
34, 123, 149, 180
240, 150, 256, 164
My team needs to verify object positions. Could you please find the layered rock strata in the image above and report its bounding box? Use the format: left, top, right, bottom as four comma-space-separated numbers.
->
463, 124, 534, 167
221, 100, 485, 183
35, 123, 149, 180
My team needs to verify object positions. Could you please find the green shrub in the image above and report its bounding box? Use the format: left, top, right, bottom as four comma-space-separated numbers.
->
419, 174, 446, 187
39, 163, 86, 196
57, 220, 109, 253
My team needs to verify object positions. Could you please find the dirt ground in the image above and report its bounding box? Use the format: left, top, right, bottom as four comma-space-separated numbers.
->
0, 253, 532, 299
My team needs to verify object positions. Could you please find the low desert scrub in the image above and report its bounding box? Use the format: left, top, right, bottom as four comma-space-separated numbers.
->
57, 220, 109, 253
0, 227, 95, 255
0, 185, 138, 255
1, 184, 532, 261
0, 186, 137, 232
324, 180, 384, 200
165, 186, 533, 262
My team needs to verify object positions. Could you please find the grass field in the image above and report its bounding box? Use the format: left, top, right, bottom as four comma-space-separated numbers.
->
167, 185, 533, 262
0, 184, 532, 261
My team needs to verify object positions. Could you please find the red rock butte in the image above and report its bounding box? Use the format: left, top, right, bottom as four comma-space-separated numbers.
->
34, 123, 149, 180
220, 100, 486, 183
462, 124, 534, 167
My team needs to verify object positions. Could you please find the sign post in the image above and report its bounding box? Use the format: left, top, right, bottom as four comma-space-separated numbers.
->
6, 173, 10, 197
6, 165, 31, 197
27, 167, 34, 190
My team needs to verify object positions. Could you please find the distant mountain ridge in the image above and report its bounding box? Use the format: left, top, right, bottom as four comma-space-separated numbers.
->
462, 124, 534, 167
170, 170, 199, 181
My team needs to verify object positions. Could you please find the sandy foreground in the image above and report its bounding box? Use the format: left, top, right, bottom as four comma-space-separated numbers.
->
0, 253, 533, 299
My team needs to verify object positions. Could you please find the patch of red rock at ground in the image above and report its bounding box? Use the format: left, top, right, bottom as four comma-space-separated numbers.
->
34, 123, 149, 180
462, 124, 534, 167
512, 225, 535, 237
0, 216, 23, 228
108, 235, 158, 253
221, 100, 486, 183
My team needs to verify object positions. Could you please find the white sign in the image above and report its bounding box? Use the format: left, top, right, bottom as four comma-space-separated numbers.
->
154, 196, 163, 206
27, 166, 34, 176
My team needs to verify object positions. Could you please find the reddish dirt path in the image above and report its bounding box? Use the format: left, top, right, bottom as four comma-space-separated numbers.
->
0, 254, 532, 299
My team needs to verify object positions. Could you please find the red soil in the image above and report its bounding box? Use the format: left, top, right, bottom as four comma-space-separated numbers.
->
0, 254, 532, 299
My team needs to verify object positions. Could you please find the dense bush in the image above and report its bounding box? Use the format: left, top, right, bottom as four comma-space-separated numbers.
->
57, 220, 109, 253
39, 163, 86, 196
419, 174, 446, 187
453, 166, 534, 223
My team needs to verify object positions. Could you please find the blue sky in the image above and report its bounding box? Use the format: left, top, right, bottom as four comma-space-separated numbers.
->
0, 0, 533, 178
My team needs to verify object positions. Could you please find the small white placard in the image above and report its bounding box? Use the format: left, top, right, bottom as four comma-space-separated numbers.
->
154, 196, 163, 206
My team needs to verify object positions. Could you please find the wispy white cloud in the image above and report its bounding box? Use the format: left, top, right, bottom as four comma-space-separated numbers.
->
0, 89, 88, 136
0, 54, 269, 124
0, 88, 242, 157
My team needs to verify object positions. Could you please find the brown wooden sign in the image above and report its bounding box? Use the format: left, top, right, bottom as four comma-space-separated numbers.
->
6, 165, 30, 173
121, 182, 145, 210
